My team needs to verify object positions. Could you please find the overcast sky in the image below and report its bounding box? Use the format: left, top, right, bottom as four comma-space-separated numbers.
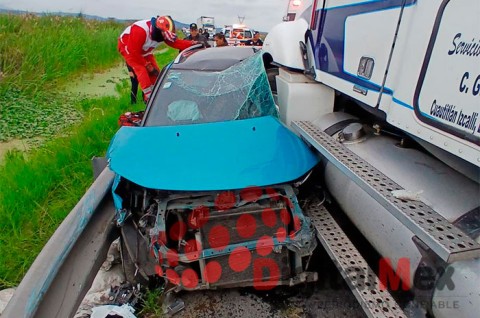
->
0, 0, 291, 32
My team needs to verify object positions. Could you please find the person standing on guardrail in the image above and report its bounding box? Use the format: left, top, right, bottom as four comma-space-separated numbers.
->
118, 16, 195, 103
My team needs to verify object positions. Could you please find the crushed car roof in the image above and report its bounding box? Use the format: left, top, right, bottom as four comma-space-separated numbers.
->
173, 46, 259, 71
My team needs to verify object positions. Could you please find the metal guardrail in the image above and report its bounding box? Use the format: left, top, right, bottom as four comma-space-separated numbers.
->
3, 168, 117, 318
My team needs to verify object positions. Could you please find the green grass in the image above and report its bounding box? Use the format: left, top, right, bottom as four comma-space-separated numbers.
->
138, 288, 165, 317
0, 13, 125, 142
0, 13, 125, 95
0, 86, 137, 287
0, 89, 82, 142
0, 13, 180, 288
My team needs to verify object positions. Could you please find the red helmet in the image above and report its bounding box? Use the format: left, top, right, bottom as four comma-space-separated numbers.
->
155, 16, 175, 32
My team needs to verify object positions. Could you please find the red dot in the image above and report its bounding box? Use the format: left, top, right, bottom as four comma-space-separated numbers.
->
293, 216, 301, 231
265, 187, 280, 201
228, 246, 251, 272
253, 258, 281, 291
204, 261, 222, 284
289, 230, 296, 240
208, 225, 230, 251
166, 248, 179, 267
237, 214, 256, 238
256, 236, 274, 256
262, 208, 277, 228
276, 227, 287, 243
181, 268, 199, 289
280, 209, 291, 225
240, 186, 263, 202
184, 239, 201, 261
169, 221, 186, 241
166, 269, 180, 285
187, 206, 210, 229
215, 191, 236, 210
155, 264, 163, 276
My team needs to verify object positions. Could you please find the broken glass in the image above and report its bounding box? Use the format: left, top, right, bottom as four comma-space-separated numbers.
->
144, 51, 278, 126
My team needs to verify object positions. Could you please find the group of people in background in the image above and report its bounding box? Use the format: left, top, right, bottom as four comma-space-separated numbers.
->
118, 15, 264, 104
183, 22, 263, 48
184, 23, 211, 47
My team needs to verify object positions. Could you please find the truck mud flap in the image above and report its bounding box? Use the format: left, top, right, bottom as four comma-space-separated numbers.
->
305, 198, 407, 318
292, 121, 480, 263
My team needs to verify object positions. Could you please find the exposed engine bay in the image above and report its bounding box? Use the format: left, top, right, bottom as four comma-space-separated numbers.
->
114, 179, 318, 291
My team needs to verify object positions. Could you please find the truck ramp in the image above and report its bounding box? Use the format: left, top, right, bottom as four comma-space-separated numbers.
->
305, 198, 407, 318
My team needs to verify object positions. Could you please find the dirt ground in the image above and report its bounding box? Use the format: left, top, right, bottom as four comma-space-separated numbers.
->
0, 140, 29, 162
174, 286, 364, 318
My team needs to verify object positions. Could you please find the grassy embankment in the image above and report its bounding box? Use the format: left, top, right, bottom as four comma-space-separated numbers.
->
0, 14, 178, 288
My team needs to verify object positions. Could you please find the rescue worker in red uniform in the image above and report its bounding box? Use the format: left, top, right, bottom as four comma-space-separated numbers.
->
118, 16, 194, 103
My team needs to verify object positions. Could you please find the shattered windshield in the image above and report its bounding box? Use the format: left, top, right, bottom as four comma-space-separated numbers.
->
144, 52, 278, 126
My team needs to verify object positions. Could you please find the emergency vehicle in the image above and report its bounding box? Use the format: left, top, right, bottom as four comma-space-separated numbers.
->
222, 24, 254, 46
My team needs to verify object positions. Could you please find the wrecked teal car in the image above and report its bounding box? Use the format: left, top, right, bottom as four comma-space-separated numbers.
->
106, 46, 319, 294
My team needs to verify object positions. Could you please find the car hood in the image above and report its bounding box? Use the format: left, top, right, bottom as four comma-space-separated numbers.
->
107, 116, 319, 191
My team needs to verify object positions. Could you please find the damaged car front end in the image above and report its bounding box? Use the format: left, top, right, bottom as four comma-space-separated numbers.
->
107, 47, 319, 295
